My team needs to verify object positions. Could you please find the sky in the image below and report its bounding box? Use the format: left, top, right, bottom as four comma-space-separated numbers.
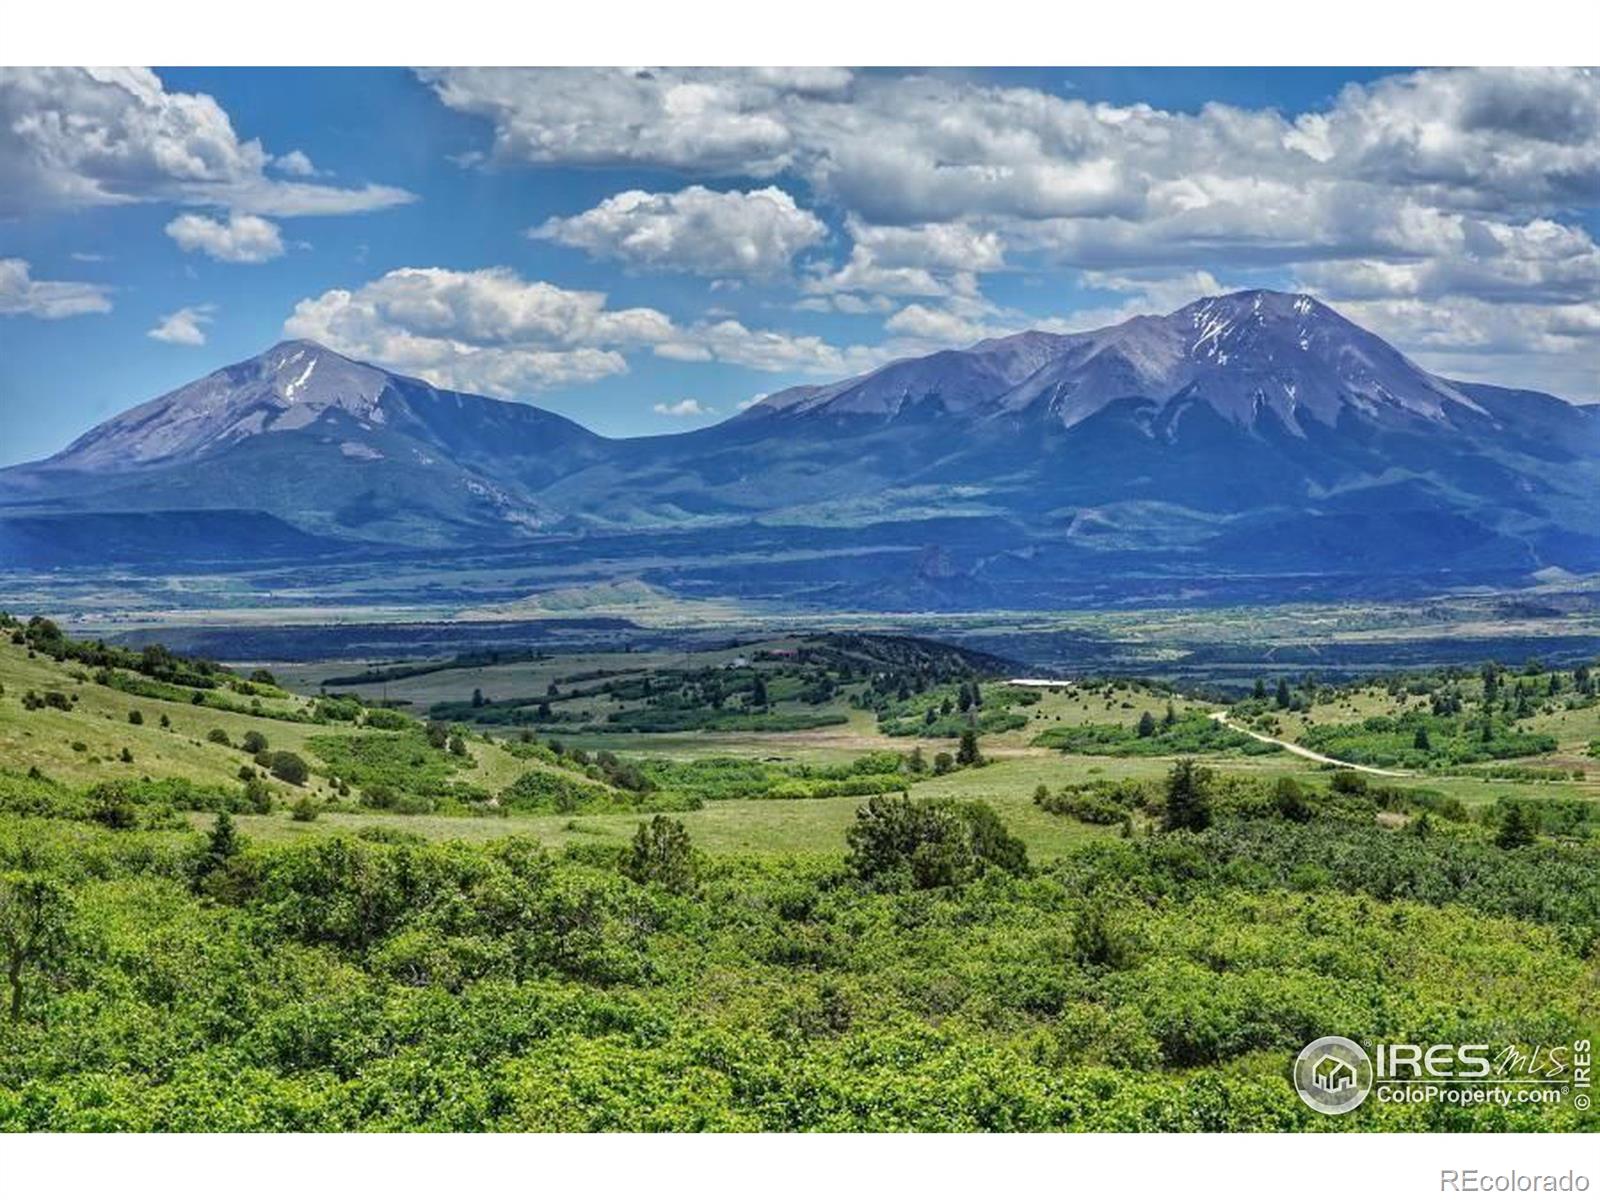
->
1, 66, 1597, 466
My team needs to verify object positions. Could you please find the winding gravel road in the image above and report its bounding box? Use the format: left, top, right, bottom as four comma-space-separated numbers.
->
1208, 712, 1411, 778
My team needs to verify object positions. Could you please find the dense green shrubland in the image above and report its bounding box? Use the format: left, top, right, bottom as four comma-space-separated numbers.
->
1033, 714, 1270, 757
637, 753, 912, 804
876, 683, 1036, 738
0, 779, 1594, 1132
603, 708, 848, 734
1298, 712, 1557, 769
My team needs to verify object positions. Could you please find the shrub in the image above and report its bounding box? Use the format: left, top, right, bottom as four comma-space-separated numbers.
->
960, 801, 1029, 876
353, 824, 426, 845
265, 751, 309, 786
0, 873, 72, 1021
1300, 712, 1556, 769
625, 816, 696, 893
362, 708, 414, 731
1072, 895, 1144, 969
241, 730, 269, 754
847, 794, 975, 889
499, 769, 615, 814
1034, 714, 1264, 758
1271, 777, 1314, 823
360, 784, 432, 814
312, 696, 363, 723
243, 776, 273, 814
1037, 779, 1146, 824
87, 784, 139, 830
306, 732, 459, 803
1328, 770, 1367, 795
847, 795, 1027, 889
206, 728, 232, 747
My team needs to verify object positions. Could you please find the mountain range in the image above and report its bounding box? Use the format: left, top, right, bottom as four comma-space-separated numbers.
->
3, 289, 1596, 610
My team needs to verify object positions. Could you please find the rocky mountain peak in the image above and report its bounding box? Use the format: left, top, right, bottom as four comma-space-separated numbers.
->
46, 339, 397, 470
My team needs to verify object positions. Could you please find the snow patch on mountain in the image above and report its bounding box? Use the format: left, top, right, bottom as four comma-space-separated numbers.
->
47, 340, 395, 469
986, 290, 1489, 437
738, 290, 1493, 440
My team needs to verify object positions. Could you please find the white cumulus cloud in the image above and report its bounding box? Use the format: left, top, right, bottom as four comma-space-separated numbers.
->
423, 66, 1600, 394
147, 304, 215, 346
283, 267, 676, 394
655, 318, 881, 375
284, 265, 875, 395
883, 303, 991, 346
428, 66, 1600, 225
273, 149, 317, 177
652, 398, 714, 417
535, 186, 826, 276
0, 67, 413, 218
165, 212, 285, 263
0, 258, 112, 319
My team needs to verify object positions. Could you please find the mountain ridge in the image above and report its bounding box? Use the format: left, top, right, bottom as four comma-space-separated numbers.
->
3, 289, 1597, 604
14, 289, 1591, 475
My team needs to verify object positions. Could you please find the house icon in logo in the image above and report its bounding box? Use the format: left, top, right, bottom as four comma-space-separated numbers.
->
1294, 1036, 1374, 1115
1313, 1054, 1357, 1094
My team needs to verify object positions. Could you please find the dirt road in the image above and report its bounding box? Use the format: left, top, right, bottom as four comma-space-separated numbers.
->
1208, 712, 1411, 778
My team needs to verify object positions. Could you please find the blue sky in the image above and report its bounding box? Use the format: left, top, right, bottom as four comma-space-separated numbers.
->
2, 66, 1597, 466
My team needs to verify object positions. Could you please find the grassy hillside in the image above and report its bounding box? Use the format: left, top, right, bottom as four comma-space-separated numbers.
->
0, 617, 629, 817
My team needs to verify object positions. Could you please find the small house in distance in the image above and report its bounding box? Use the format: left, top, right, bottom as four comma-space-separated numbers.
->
1009, 677, 1073, 689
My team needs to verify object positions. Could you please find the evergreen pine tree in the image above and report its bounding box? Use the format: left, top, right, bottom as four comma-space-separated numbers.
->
1495, 801, 1536, 850
206, 811, 239, 861
1162, 759, 1213, 832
